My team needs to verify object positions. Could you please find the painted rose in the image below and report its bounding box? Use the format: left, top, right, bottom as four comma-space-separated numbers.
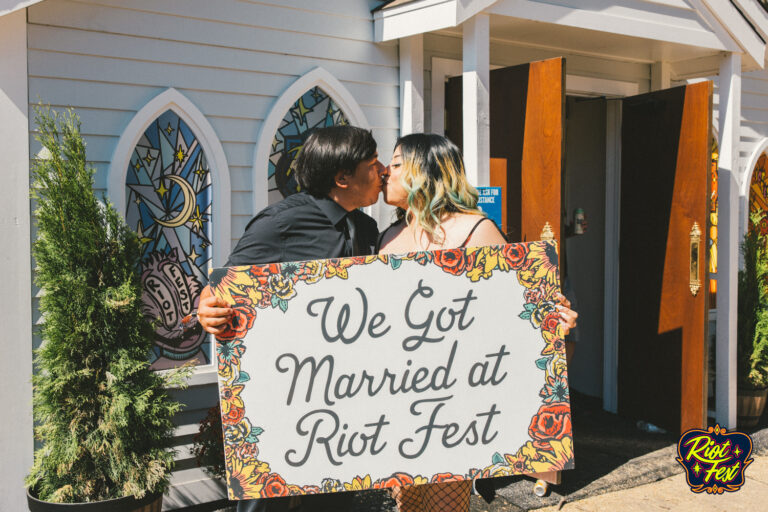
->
541, 312, 561, 334
374, 472, 414, 489
430, 472, 465, 483
215, 297, 256, 342
435, 249, 471, 276
297, 260, 324, 284
502, 242, 529, 270
262, 473, 289, 497
267, 274, 296, 301
528, 402, 572, 450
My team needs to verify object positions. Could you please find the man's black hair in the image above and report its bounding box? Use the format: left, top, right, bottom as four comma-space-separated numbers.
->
295, 125, 377, 197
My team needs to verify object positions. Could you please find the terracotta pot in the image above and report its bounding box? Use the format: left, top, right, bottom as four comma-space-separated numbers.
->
737, 387, 768, 428
27, 489, 162, 512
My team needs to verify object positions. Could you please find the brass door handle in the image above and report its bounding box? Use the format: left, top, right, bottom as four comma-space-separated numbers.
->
690, 222, 701, 297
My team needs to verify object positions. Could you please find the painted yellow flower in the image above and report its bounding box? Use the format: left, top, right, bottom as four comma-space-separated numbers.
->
548, 352, 568, 379
364, 254, 389, 265
505, 451, 534, 474
413, 475, 428, 485
466, 246, 508, 281
324, 258, 355, 279
530, 437, 574, 473
540, 330, 560, 356
227, 457, 265, 500
220, 384, 244, 416
300, 260, 325, 284
267, 274, 296, 300
518, 242, 560, 287
211, 268, 263, 305
344, 474, 373, 491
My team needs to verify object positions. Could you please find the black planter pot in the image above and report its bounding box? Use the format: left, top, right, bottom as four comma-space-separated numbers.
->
27, 489, 162, 512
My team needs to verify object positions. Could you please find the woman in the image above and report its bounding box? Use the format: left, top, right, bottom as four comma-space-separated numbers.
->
379, 133, 577, 512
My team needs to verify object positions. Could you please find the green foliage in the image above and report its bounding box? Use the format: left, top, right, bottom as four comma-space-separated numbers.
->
191, 405, 226, 481
25, 106, 191, 503
738, 213, 768, 390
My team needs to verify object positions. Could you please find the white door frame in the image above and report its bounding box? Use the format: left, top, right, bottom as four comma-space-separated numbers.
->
430, 56, 634, 412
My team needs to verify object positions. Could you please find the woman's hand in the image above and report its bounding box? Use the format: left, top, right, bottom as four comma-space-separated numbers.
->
555, 293, 578, 336
198, 286, 233, 336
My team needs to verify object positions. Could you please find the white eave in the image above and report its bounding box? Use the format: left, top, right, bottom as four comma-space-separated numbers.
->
374, 0, 768, 71
374, 0, 497, 41
0, 0, 43, 16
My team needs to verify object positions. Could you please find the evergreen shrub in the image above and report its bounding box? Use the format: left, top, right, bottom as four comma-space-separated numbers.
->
25, 106, 190, 503
738, 212, 768, 390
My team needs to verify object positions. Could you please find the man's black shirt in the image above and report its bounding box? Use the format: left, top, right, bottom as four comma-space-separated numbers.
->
225, 192, 379, 266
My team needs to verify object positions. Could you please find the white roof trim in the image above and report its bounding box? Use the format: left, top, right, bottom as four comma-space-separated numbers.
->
0, 0, 43, 17
374, 0, 498, 41
698, 0, 766, 69
375, 0, 765, 69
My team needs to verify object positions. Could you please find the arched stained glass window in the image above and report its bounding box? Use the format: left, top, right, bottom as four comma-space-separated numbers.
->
268, 86, 348, 204
125, 109, 213, 369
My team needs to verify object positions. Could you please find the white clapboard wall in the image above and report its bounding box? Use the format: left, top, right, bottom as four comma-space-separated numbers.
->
26, 0, 399, 508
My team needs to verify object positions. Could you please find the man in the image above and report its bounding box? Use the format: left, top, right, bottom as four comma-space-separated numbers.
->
197, 125, 386, 511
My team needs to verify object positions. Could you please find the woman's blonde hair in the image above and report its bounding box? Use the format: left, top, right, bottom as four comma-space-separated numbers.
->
395, 133, 482, 239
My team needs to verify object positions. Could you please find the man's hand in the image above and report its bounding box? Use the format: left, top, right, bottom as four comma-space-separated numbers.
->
198, 286, 234, 336
555, 293, 578, 336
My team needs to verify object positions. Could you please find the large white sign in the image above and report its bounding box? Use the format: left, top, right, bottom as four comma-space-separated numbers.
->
211, 242, 573, 500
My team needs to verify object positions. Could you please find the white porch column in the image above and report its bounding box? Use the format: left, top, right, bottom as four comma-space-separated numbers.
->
462, 14, 490, 187
716, 53, 741, 429
399, 34, 424, 136
651, 61, 671, 91
0, 9, 32, 511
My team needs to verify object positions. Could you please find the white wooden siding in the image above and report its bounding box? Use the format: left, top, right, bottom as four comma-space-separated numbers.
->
26, 0, 399, 508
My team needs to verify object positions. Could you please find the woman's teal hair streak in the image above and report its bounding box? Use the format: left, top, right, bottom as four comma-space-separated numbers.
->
394, 133, 482, 239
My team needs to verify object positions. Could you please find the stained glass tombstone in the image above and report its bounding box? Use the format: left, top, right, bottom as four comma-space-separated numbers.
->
125, 110, 213, 369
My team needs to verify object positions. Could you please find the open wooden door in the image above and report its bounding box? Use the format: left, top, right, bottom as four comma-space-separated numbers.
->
445, 58, 564, 248
618, 82, 712, 434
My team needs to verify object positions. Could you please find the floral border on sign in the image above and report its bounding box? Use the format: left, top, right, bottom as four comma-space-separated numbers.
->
209, 241, 573, 499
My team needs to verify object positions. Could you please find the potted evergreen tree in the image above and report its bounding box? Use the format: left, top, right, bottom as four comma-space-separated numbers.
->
737, 212, 768, 428
25, 106, 190, 510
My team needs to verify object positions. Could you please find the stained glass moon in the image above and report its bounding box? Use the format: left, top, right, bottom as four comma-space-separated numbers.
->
125, 109, 213, 369
268, 86, 349, 204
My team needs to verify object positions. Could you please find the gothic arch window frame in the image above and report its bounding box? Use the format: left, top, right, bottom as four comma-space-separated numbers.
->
252, 67, 370, 212
740, 137, 768, 239
108, 88, 231, 268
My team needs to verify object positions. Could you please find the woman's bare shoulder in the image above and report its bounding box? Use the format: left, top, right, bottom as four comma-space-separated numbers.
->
378, 221, 407, 253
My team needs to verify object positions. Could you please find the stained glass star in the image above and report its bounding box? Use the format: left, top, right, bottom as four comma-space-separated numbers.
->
134, 196, 142, 206
133, 160, 142, 171
311, 88, 322, 101
293, 97, 311, 124
189, 247, 200, 263
190, 204, 204, 233
144, 150, 155, 165
156, 181, 168, 198
166, 122, 173, 135
194, 161, 207, 178
175, 146, 186, 162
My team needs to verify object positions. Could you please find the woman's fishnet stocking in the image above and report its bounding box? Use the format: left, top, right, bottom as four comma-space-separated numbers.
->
392, 480, 471, 512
